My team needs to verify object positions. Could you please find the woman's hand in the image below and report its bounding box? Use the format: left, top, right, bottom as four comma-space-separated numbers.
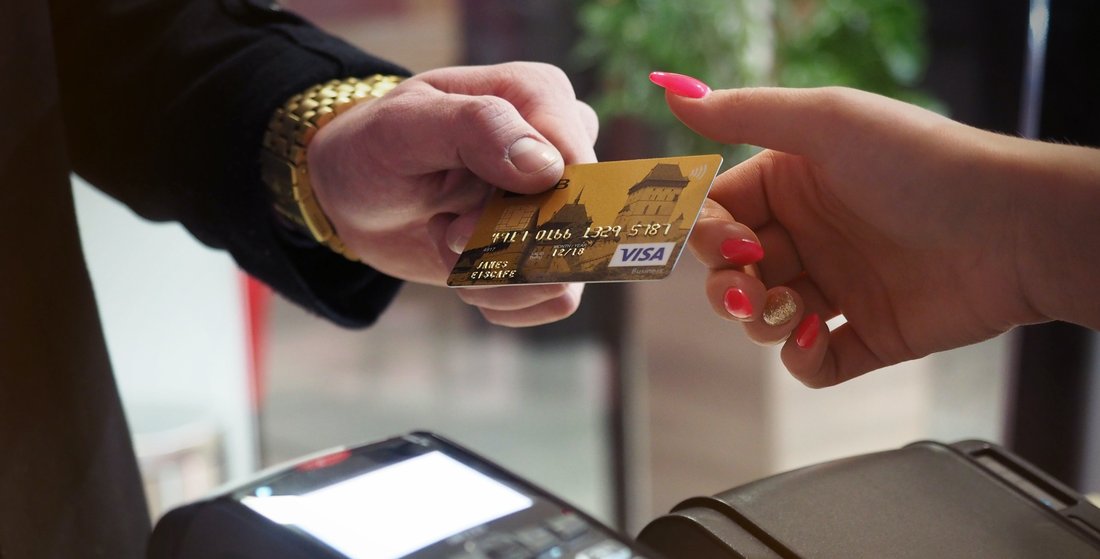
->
652, 76, 1100, 386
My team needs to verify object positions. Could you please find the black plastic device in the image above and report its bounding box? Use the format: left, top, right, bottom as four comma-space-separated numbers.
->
150, 435, 1100, 559
637, 439, 1100, 558
148, 431, 650, 559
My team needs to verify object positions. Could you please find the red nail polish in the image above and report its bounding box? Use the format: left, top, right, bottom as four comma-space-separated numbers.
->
649, 71, 711, 99
720, 238, 764, 265
795, 314, 820, 349
724, 287, 753, 319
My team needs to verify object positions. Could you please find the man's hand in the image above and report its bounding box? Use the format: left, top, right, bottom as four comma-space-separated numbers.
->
307, 62, 598, 327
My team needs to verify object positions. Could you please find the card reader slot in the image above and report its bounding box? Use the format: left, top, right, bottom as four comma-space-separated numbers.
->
972, 452, 1072, 510
948, 439, 1100, 547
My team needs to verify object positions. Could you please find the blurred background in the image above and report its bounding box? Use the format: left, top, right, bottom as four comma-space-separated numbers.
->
76, 0, 1099, 534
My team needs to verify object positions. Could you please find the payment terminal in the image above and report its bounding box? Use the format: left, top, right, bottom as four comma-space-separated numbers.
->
151, 433, 1100, 559
148, 431, 650, 559
637, 439, 1100, 558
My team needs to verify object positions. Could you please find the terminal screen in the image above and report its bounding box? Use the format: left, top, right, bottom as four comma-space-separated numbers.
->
241, 451, 534, 558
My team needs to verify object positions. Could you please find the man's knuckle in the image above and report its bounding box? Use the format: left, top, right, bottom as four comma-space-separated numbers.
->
459, 96, 514, 134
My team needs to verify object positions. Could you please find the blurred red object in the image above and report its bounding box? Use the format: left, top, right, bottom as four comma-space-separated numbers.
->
242, 274, 272, 409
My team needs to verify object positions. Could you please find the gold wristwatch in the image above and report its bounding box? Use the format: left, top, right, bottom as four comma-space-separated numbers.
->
260, 74, 404, 260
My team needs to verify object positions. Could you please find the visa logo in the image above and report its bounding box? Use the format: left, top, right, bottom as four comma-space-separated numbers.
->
608, 242, 676, 267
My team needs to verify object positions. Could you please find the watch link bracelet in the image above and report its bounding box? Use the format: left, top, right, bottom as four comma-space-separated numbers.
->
260, 74, 404, 260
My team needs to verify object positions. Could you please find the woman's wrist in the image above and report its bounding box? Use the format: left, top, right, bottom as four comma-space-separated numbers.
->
998, 137, 1100, 329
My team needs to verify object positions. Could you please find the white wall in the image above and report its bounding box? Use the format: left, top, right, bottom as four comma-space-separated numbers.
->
72, 177, 257, 516
765, 336, 1011, 472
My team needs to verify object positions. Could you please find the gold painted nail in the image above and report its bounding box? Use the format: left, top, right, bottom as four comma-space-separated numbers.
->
762, 290, 797, 326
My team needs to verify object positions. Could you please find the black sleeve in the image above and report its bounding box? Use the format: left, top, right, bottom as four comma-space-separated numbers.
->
50, 0, 410, 328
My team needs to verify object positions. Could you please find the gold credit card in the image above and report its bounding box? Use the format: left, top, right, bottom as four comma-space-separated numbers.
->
447, 154, 723, 287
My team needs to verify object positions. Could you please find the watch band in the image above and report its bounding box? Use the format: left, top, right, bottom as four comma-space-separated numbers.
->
261, 74, 404, 260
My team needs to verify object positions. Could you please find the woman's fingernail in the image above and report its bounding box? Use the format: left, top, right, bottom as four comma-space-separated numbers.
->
763, 290, 797, 326
508, 137, 561, 174
795, 313, 821, 349
649, 71, 711, 99
723, 287, 753, 319
720, 238, 764, 265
